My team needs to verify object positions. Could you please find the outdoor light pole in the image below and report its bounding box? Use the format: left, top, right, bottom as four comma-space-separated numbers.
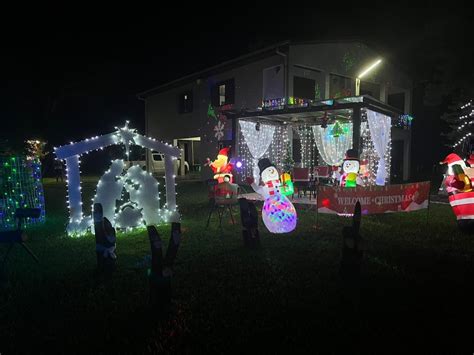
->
355, 59, 382, 96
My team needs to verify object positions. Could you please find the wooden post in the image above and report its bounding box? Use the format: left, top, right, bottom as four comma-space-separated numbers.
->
238, 198, 260, 248
164, 223, 181, 271
147, 224, 181, 310
340, 201, 364, 282
93, 203, 116, 276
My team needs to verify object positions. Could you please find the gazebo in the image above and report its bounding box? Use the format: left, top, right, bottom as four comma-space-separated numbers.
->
233, 95, 411, 186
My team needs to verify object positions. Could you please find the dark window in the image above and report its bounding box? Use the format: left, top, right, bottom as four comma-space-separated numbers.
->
211, 79, 235, 106
360, 81, 380, 99
178, 91, 193, 113
263, 65, 284, 100
330, 74, 353, 98
293, 76, 315, 100
388, 92, 405, 112
292, 138, 301, 163
152, 154, 163, 161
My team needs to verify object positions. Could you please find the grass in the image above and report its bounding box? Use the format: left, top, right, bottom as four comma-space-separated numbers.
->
1, 177, 474, 353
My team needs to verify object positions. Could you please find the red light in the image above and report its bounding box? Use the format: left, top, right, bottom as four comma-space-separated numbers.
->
322, 198, 330, 207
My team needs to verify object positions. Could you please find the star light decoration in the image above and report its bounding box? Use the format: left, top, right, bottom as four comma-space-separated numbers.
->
114, 121, 137, 157
54, 122, 181, 237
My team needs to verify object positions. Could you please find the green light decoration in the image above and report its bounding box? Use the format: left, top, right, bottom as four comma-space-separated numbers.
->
342, 52, 356, 72
207, 104, 217, 120
314, 83, 321, 100
0, 156, 45, 231
330, 121, 345, 138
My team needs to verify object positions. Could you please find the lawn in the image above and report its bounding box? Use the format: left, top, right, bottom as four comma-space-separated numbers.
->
1, 177, 474, 353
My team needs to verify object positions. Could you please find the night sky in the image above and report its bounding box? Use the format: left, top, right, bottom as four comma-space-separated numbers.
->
1, 7, 472, 171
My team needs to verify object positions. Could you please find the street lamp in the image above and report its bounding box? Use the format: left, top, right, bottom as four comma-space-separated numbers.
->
355, 59, 382, 96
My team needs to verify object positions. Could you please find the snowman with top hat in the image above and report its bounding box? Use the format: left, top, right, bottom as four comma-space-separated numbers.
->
340, 149, 363, 188
247, 158, 297, 233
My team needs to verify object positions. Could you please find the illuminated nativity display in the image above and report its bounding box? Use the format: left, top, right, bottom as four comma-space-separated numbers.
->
54, 122, 180, 236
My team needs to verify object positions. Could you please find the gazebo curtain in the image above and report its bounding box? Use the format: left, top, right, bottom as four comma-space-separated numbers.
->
366, 109, 391, 185
239, 120, 275, 179
312, 123, 353, 166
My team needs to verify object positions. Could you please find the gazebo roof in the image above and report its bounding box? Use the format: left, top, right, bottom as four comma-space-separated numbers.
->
236, 95, 403, 125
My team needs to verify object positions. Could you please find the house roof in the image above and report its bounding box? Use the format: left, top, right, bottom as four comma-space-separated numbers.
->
137, 41, 291, 99
136, 39, 410, 100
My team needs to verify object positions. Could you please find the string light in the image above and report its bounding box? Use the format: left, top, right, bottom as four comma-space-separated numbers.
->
0, 156, 45, 231
237, 121, 290, 182
313, 122, 352, 166
238, 120, 276, 180
295, 124, 316, 168
451, 100, 474, 149
359, 109, 391, 186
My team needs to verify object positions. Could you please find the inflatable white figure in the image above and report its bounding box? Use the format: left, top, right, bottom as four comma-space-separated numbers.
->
123, 165, 161, 225
249, 158, 297, 233
93, 159, 125, 223
340, 149, 364, 188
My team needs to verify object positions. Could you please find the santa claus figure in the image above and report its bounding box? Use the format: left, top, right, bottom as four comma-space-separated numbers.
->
340, 149, 364, 188
440, 153, 474, 234
246, 158, 297, 233
206, 147, 234, 183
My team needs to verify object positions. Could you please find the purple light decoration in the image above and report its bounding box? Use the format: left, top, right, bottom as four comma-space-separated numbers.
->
230, 157, 243, 170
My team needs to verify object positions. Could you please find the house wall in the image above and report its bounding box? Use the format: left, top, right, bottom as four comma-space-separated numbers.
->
289, 42, 413, 113
145, 54, 284, 179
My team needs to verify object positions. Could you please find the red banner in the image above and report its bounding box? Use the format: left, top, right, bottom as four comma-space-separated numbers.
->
317, 182, 431, 215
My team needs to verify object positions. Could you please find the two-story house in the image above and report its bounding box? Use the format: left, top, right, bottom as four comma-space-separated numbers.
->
137, 40, 412, 183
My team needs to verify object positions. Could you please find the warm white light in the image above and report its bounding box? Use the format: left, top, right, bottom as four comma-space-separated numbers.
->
358, 59, 382, 79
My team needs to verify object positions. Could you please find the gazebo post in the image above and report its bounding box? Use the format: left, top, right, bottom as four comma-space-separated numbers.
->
352, 106, 361, 152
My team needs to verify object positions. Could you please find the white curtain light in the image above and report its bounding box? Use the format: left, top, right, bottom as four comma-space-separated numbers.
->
312, 123, 353, 166
239, 121, 275, 180
366, 109, 391, 185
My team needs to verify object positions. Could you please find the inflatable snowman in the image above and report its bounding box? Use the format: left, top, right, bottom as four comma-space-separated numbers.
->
249, 158, 297, 233
340, 149, 364, 188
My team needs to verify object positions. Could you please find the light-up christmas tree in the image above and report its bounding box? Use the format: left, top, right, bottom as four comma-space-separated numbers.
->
282, 142, 295, 173
441, 99, 474, 155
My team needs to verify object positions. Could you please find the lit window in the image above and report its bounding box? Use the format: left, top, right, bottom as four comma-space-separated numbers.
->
219, 85, 226, 105
178, 91, 193, 114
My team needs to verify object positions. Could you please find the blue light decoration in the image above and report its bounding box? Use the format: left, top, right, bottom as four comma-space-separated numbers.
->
261, 97, 311, 110
262, 97, 286, 110
397, 114, 414, 129
0, 156, 45, 231
320, 99, 335, 106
